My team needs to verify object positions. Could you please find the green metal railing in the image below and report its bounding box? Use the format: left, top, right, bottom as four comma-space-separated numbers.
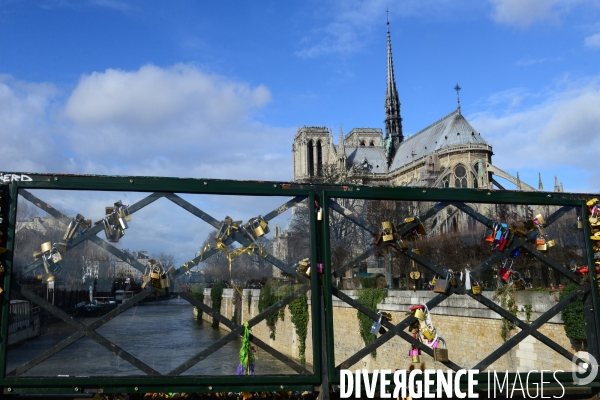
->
0, 173, 598, 397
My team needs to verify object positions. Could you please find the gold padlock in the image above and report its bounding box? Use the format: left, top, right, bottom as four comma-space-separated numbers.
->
41, 242, 52, 253
414, 309, 426, 321
409, 271, 420, 280
413, 248, 420, 255
472, 281, 482, 295
382, 234, 394, 242
547, 239, 555, 248
449, 273, 457, 286
254, 224, 264, 238
411, 354, 420, 363
382, 221, 394, 241
587, 198, 598, 206
534, 214, 546, 225
422, 326, 435, 341
578, 217, 583, 229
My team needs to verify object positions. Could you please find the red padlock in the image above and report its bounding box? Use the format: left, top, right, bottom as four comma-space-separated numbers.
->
498, 259, 513, 282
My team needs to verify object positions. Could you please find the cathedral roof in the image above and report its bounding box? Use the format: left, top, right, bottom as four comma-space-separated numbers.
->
389, 109, 489, 171
345, 146, 388, 174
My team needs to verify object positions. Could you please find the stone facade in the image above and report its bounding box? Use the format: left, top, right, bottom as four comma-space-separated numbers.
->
198, 288, 578, 373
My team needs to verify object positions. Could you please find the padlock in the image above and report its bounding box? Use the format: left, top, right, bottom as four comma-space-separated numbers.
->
411, 348, 421, 363
433, 271, 451, 293
536, 237, 547, 251
51, 251, 62, 263
41, 242, 52, 253
431, 276, 437, 286
510, 247, 521, 258
253, 219, 265, 238
63, 218, 78, 241
483, 227, 494, 242
382, 221, 394, 242
117, 202, 132, 222
42, 258, 55, 282
421, 325, 435, 341
472, 281, 482, 295
587, 198, 599, 207
534, 214, 546, 226
316, 207, 323, 221
370, 313, 383, 334
409, 260, 420, 280
578, 217, 583, 229
505, 230, 515, 248
495, 229, 510, 251
414, 308, 426, 321
499, 259, 513, 282
547, 239, 555, 248
160, 271, 169, 288
150, 267, 160, 280
433, 338, 449, 362
413, 248, 420, 255
102, 219, 115, 240
415, 218, 426, 235
118, 215, 129, 230
449, 272, 457, 286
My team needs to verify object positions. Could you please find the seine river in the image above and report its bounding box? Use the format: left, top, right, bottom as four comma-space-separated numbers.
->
6, 297, 297, 377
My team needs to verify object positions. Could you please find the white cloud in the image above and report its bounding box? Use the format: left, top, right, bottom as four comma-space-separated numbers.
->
585, 33, 600, 48
0, 75, 65, 173
515, 57, 562, 67
295, 0, 481, 58
1, 65, 294, 182
1, 66, 297, 264
469, 77, 600, 192
488, 0, 597, 28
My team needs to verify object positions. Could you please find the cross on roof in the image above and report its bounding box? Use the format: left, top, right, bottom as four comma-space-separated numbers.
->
454, 83, 462, 113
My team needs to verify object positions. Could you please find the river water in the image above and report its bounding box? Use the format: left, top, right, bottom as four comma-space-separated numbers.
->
6, 297, 300, 377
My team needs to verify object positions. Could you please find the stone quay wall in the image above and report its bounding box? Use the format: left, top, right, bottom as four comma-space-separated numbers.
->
195, 288, 577, 373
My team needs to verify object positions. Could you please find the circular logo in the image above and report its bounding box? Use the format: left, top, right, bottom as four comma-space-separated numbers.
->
572, 351, 598, 386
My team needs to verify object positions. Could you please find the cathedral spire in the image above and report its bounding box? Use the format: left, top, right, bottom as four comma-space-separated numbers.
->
384, 18, 403, 164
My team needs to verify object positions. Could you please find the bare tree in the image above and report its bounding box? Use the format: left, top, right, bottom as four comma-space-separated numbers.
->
16, 199, 39, 221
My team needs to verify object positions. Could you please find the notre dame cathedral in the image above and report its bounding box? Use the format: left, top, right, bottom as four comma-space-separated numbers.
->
292, 22, 563, 193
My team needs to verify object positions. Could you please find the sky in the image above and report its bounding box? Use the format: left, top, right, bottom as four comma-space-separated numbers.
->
1, 0, 600, 191
2, 0, 600, 264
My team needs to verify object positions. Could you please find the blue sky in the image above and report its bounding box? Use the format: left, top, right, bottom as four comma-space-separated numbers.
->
1, 0, 600, 192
